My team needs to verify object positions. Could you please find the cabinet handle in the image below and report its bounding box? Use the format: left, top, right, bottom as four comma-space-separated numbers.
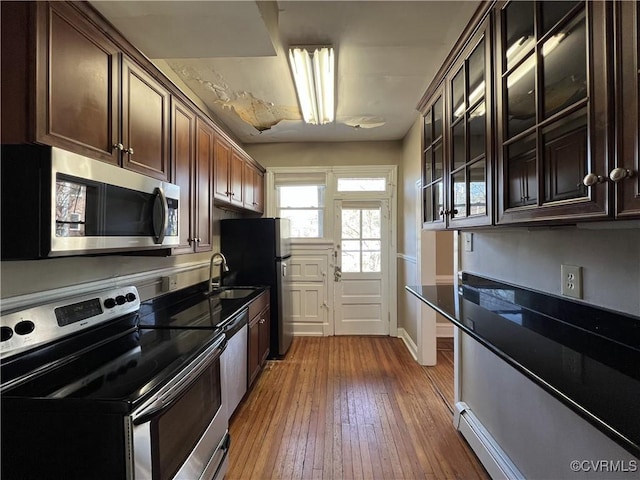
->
609, 168, 635, 183
113, 143, 124, 151
259, 318, 265, 324
582, 173, 607, 186
126, 147, 134, 155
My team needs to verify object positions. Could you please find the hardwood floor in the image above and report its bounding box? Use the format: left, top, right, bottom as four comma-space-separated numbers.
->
227, 336, 488, 479
422, 337, 455, 413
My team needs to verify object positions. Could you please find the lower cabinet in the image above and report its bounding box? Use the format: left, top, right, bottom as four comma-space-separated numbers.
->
248, 291, 270, 388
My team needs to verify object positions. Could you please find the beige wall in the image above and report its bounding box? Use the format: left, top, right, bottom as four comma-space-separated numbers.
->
397, 116, 422, 341
245, 141, 402, 168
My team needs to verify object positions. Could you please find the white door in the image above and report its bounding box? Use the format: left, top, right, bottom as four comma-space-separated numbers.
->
334, 200, 389, 335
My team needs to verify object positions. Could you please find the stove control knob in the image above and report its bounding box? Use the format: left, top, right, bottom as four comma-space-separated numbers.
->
125, 292, 137, 303
115, 295, 126, 305
14, 321, 35, 335
1, 326, 13, 342
104, 298, 117, 309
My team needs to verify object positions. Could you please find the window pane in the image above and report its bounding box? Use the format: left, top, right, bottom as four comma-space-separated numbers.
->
433, 96, 443, 139
468, 40, 485, 105
280, 210, 321, 237
452, 68, 465, 120
541, 1, 580, 36
504, 1, 534, 70
341, 209, 360, 238
342, 240, 360, 251
342, 251, 360, 272
279, 185, 321, 208
507, 55, 536, 138
433, 142, 444, 181
452, 121, 465, 171
542, 12, 587, 118
361, 209, 380, 238
362, 252, 381, 272
452, 170, 467, 218
469, 160, 487, 216
362, 240, 380, 251
337, 178, 386, 192
469, 102, 486, 161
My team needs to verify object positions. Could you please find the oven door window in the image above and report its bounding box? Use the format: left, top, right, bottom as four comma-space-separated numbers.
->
152, 357, 222, 480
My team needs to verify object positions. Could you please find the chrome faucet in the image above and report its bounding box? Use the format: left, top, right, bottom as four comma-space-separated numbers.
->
208, 252, 230, 293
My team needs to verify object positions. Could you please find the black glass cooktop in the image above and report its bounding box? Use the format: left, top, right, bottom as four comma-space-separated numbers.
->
407, 273, 640, 458
2, 323, 222, 413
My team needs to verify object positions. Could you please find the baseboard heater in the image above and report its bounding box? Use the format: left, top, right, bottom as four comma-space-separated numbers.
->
454, 402, 524, 480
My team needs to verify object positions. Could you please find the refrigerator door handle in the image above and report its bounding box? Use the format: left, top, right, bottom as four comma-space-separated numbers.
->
282, 262, 287, 277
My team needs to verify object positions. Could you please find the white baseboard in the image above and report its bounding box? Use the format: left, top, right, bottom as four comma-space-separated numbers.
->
454, 402, 524, 480
397, 328, 418, 361
436, 323, 454, 337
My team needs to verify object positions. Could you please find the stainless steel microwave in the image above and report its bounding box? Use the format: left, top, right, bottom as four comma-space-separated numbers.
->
1, 145, 179, 259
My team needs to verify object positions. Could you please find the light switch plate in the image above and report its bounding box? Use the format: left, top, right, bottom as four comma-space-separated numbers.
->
561, 264, 582, 299
464, 232, 473, 252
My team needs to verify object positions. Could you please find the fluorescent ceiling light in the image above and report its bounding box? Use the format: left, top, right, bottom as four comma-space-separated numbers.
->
288, 46, 335, 125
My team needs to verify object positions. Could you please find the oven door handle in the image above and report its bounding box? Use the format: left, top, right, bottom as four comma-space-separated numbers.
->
132, 335, 227, 425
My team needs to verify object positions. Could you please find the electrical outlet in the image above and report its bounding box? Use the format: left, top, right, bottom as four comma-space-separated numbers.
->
561, 264, 582, 299
161, 274, 178, 292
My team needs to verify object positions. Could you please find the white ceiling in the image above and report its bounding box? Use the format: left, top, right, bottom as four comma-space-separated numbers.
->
90, 1, 482, 144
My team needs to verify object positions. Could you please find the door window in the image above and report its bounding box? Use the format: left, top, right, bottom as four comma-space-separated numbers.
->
340, 207, 381, 273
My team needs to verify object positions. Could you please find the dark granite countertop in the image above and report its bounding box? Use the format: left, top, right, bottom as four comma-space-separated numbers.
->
406, 273, 640, 458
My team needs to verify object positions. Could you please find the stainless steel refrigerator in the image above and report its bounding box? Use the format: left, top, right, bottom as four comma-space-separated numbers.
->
220, 218, 292, 357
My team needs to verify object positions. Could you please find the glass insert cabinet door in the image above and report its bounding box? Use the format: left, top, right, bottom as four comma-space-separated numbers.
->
445, 15, 493, 228
421, 88, 446, 229
496, 0, 610, 224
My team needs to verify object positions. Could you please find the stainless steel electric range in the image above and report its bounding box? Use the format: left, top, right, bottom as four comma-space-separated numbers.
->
0, 286, 229, 480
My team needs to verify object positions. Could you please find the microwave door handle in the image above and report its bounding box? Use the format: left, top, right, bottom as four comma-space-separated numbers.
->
152, 187, 168, 244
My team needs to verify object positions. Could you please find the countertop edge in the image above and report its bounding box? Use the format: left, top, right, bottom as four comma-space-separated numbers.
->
405, 284, 640, 459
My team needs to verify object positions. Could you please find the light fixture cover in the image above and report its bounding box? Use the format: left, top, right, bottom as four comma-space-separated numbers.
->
288, 46, 335, 125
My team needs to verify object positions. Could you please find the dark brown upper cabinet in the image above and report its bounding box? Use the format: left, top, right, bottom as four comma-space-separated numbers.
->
2, 2, 170, 181
614, 0, 640, 219
120, 57, 170, 181
445, 16, 493, 228
420, 13, 493, 230
2, 2, 120, 164
495, 0, 612, 224
421, 87, 447, 229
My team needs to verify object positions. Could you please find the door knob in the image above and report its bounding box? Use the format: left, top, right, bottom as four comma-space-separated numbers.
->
126, 147, 135, 155
582, 173, 606, 186
113, 143, 124, 151
609, 168, 635, 183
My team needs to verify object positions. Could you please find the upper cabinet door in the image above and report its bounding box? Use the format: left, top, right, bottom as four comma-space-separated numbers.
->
615, 0, 640, 219
121, 56, 171, 181
36, 2, 120, 165
213, 135, 232, 202
496, 1, 612, 224
421, 88, 447, 230
445, 17, 493, 228
230, 150, 245, 207
171, 98, 197, 255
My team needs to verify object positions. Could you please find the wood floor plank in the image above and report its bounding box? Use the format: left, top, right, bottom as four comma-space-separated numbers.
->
228, 336, 488, 480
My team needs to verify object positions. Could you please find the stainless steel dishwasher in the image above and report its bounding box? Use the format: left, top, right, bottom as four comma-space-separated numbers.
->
221, 309, 248, 420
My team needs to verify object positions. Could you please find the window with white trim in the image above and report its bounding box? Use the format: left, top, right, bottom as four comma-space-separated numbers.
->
277, 185, 325, 238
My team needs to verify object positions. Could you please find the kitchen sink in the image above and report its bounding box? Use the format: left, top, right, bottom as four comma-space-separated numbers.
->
210, 288, 258, 300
